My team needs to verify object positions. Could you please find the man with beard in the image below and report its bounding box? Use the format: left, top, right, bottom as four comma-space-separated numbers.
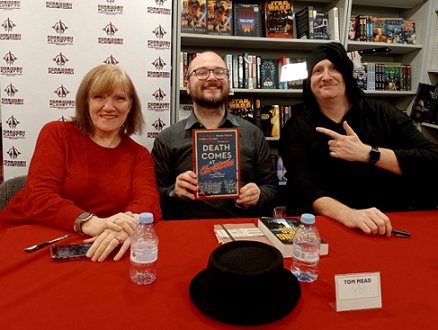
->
152, 51, 278, 219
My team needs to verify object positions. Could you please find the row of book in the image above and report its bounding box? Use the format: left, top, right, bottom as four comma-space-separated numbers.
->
354, 63, 412, 92
181, 0, 340, 40
179, 99, 293, 139
181, 52, 413, 92
348, 16, 416, 44
180, 51, 305, 90
227, 98, 293, 139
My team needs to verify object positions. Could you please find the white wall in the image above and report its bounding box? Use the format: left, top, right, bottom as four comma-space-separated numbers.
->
0, 0, 172, 180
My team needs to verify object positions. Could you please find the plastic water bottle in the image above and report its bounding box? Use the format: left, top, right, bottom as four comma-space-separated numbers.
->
291, 213, 320, 282
130, 212, 158, 285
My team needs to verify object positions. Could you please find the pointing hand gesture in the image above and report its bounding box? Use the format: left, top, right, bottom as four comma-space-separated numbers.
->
316, 121, 369, 162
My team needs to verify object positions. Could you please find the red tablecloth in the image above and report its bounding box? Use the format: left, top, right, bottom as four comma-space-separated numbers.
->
1, 211, 437, 329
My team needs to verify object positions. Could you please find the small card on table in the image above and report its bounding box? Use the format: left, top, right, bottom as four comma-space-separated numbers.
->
334, 272, 382, 312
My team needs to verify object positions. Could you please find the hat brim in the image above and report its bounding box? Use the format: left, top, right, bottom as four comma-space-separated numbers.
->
189, 267, 301, 325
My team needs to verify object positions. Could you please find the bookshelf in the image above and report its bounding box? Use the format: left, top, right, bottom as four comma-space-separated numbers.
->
172, 0, 437, 140
174, 0, 349, 122
421, 2, 438, 142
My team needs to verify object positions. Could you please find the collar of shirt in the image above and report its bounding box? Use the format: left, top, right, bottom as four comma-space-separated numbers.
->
184, 109, 240, 130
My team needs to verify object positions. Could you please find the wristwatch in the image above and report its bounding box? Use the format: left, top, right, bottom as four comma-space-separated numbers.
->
368, 146, 380, 165
74, 212, 94, 234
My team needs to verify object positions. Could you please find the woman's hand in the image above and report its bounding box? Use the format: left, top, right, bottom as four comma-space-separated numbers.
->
84, 229, 131, 262
83, 212, 139, 262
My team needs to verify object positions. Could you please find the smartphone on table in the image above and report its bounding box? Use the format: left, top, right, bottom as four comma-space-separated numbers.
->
50, 243, 92, 261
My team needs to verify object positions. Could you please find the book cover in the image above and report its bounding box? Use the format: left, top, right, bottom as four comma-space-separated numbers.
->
193, 128, 240, 199
260, 59, 278, 89
401, 19, 416, 45
372, 17, 388, 42
260, 104, 281, 139
233, 3, 262, 37
227, 97, 257, 125
213, 223, 272, 245
410, 83, 438, 124
207, 0, 233, 35
264, 0, 294, 38
181, 0, 207, 34
295, 6, 313, 39
385, 18, 403, 44
313, 11, 329, 40
258, 217, 329, 257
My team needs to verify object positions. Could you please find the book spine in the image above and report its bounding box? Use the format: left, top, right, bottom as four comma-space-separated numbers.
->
328, 7, 339, 41
256, 56, 262, 89
238, 54, 244, 89
225, 53, 233, 89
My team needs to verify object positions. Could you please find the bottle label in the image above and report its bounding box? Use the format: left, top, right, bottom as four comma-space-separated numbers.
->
292, 246, 319, 262
131, 247, 158, 264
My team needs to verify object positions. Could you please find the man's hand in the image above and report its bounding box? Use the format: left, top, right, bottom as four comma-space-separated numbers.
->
175, 171, 198, 200
316, 121, 369, 162
235, 182, 260, 208
340, 207, 393, 236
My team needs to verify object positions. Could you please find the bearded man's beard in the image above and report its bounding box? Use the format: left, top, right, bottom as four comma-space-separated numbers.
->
190, 85, 229, 108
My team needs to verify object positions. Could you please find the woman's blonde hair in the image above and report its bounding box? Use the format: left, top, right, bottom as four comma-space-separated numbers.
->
73, 64, 143, 136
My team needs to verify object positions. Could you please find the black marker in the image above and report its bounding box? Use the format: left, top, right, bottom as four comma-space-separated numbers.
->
392, 229, 411, 238
24, 234, 70, 252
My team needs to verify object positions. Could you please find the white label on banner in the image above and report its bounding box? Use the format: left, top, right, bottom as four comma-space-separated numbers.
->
335, 272, 382, 312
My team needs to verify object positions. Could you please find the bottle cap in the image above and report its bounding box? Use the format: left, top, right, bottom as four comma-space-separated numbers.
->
301, 213, 315, 225
139, 212, 154, 224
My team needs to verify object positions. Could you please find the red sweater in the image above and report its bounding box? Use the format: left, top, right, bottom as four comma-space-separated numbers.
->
0, 121, 162, 231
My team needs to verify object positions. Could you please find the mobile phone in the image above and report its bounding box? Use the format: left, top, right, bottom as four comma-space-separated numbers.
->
50, 243, 92, 261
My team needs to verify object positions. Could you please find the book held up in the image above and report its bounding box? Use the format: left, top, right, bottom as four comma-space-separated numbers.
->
193, 128, 240, 199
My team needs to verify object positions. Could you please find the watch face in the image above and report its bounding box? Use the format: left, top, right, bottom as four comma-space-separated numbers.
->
78, 212, 92, 220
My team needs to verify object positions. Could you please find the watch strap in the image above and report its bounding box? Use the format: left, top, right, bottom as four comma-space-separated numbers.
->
74, 212, 94, 234
369, 146, 380, 165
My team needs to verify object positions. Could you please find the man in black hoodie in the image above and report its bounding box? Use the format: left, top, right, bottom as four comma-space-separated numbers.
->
279, 42, 438, 236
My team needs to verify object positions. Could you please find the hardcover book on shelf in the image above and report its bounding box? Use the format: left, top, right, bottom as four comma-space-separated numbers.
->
313, 11, 329, 40
257, 217, 329, 257
260, 104, 281, 139
233, 3, 262, 37
327, 6, 339, 41
193, 128, 240, 199
181, 0, 207, 34
264, 0, 294, 38
401, 19, 416, 45
227, 97, 261, 127
207, 0, 232, 35
294, 6, 313, 39
260, 59, 278, 89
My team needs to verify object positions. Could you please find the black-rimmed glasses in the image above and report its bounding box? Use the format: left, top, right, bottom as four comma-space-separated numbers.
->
188, 68, 228, 80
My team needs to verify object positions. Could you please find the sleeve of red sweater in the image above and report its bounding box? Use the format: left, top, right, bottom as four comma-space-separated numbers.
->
23, 122, 85, 231
125, 146, 162, 222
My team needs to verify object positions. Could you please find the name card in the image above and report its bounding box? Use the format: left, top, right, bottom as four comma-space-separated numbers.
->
334, 272, 382, 312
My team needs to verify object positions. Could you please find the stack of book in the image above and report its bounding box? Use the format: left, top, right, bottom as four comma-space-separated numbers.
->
213, 218, 329, 258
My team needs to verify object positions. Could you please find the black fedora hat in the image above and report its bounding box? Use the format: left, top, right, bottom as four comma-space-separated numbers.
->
189, 240, 301, 325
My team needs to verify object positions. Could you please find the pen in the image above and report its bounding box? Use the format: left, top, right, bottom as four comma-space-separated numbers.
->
392, 229, 411, 238
24, 234, 70, 253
